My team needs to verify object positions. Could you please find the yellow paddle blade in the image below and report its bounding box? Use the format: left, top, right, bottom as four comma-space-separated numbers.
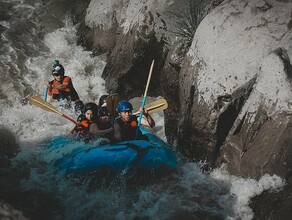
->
106, 93, 120, 115
29, 96, 62, 116
29, 96, 77, 124
134, 98, 168, 115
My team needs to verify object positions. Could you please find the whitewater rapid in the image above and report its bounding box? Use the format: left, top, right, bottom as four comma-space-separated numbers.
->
0, 1, 285, 220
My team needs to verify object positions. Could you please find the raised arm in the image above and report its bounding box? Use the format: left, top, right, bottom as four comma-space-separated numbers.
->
89, 123, 114, 137
113, 121, 122, 142
139, 108, 155, 128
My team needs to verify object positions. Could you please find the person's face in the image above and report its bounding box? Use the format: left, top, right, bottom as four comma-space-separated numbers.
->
85, 110, 94, 121
53, 74, 62, 81
100, 115, 110, 123
120, 111, 131, 122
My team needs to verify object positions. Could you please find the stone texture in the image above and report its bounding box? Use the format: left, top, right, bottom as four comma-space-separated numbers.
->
81, 0, 180, 98
0, 201, 28, 220
80, 0, 292, 218
178, 0, 292, 167
0, 126, 19, 168
177, 0, 292, 218
218, 50, 292, 179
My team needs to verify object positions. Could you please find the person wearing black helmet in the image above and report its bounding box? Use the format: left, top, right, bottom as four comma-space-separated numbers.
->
44, 60, 84, 113
113, 100, 155, 142
95, 106, 113, 141
70, 102, 114, 143
98, 95, 108, 107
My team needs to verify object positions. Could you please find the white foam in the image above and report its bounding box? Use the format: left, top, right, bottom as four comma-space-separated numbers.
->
211, 168, 285, 220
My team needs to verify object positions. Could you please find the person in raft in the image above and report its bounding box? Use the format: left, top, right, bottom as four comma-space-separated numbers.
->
44, 60, 84, 113
96, 106, 113, 141
70, 102, 114, 143
98, 94, 108, 108
113, 100, 155, 142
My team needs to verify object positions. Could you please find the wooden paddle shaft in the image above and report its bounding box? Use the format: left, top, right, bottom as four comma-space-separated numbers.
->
29, 96, 77, 124
143, 60, 154, 97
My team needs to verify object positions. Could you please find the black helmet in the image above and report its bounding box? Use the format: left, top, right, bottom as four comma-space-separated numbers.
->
77, 114, 86, 122
52, 60, 65, 76
98, 106, 110, 117
98, 95, 108, 107
83, 102, 98, 115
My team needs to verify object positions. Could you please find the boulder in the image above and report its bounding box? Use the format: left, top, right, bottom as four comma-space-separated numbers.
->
178, 0, 292, 171
80, 0, 292, 218
178, 1, 292, 218
0, 126, 19, 168
0, 201, 28, 220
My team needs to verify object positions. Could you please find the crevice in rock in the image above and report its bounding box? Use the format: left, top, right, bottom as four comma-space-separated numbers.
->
233, 112, 247, 135
180, 84, 197, 150
212, 76, 257, 164
247, 105, 270, 144
288, 12, 292, 29
188, 85, 196, 110
274, 47, 292, 79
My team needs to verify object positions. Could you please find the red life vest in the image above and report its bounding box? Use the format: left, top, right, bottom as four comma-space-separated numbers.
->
48, 76, 80, 102
75, 118, 94, 135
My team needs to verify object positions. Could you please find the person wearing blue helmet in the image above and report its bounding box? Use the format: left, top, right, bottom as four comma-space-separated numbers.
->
114, 100, 155, 142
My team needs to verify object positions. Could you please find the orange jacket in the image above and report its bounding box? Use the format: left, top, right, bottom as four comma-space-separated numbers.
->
75, 119, 93, 133
48, 76, 80, 101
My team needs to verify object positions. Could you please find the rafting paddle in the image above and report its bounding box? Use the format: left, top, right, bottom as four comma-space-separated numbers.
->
133, 98, 168, 115
106, 93, 120, 116
29, 96, 77, 124
106, 93, 120, 126
135, 60, 155, 139
44, 88, 48, 101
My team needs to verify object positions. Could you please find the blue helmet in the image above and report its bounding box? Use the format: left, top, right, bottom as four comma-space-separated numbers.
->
117, 100, 133, 113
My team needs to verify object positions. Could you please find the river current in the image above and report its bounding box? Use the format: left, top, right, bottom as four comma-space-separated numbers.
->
0, 0, 284, 219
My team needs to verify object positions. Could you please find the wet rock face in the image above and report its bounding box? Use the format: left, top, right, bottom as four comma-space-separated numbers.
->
80, 0, 292, 179
219, 112, 292, 177
178, 0, 292, 172
217, 49, 292, 178
79, 0, 201, 102
78, 0, 218, 146
0, 201, 28, 220
78, 0, 292, 218
0, 126, 19, 168
250, 175, 292, 220
160, 49, 181, 145
177, 1, 292, 218
102, 30, 166, 98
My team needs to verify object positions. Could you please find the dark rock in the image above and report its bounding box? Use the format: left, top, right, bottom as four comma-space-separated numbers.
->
0, 126, 19, 168
251, 176, 292, 220
0, 201, 28, 220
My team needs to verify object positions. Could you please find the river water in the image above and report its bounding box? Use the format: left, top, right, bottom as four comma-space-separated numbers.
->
0, 0, 285, 219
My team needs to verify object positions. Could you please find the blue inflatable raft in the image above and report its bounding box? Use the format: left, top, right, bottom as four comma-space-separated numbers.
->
50, 129, 177, 176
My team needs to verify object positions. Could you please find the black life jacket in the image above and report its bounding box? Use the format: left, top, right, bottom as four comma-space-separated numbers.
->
115, 115, 144, 141
96, 119, 112, 140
